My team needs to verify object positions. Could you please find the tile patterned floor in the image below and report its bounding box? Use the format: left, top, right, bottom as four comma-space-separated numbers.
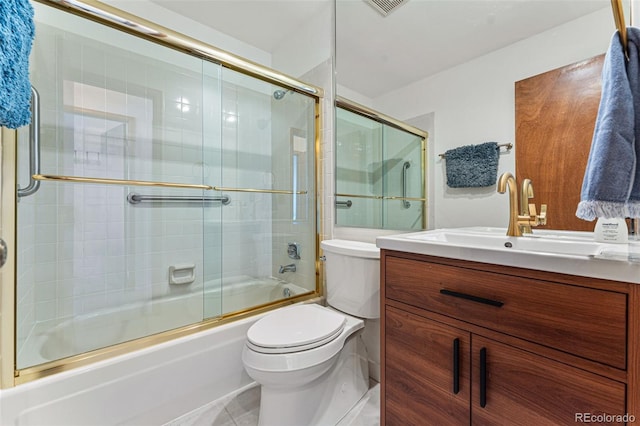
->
164, 382, 380, 426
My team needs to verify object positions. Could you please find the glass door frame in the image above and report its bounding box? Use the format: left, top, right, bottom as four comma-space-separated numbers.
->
335, 96, 429, 230
0, 0, 324, 387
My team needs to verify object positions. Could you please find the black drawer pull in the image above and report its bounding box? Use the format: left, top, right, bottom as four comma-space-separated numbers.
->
453, 338, 460, 394
480, 347, 487, 408
440, 289, 504, 307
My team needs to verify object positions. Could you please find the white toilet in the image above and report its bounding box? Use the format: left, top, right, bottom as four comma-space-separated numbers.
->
242, 239, 380, 426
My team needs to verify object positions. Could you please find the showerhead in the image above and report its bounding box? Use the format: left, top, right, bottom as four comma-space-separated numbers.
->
273, 89, 293, 100
273, 89, 287, 100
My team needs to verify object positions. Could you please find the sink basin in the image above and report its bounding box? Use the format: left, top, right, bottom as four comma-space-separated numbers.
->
403, 227, 606, 257
376, 227, 640, 283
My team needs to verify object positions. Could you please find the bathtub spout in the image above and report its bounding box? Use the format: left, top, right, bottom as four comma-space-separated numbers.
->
279, 264, 296, 273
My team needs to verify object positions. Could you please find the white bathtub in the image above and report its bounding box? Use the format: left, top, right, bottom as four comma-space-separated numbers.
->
1, 280, 316, 426
19, 276, 308, 368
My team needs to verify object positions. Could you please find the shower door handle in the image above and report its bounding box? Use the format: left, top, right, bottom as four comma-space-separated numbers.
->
0, 239, 7, 268
401, 161, 410, 209
17, 86, 41, 198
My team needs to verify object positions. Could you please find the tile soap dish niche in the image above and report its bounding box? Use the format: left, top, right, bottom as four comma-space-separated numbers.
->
169, 264, 196, 285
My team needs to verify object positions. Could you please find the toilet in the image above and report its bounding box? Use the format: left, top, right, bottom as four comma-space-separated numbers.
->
242, 239, 380, 426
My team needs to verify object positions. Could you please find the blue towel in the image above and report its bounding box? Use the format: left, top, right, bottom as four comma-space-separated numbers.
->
444, 142, 499, 188
0, 0, 35, 129
576, 28, 640, 220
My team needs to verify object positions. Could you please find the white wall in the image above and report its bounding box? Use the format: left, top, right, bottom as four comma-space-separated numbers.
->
104, 0, 272, 67
272, 1, 334, 81
369, 8, 612, 230
106, 0, 335, 88
337, 85, 373, 107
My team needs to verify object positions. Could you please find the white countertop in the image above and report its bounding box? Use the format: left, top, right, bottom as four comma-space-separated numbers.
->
376, 227, 640, 284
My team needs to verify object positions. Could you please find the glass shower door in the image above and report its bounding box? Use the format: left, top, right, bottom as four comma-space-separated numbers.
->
335, 104, 426, 230
382, 126, 425, 230
15, 0, 320, 374
16, 3, 221, 370
204, 68, 317, 317
335, 107, 383, 228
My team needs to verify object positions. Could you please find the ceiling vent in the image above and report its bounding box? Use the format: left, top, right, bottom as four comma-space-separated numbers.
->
365, 0, 408, 17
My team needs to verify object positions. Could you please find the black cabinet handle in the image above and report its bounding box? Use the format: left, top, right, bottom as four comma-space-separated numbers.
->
453, 338, 460, 394
440, 289, 504, 307
480, 347, 487, 408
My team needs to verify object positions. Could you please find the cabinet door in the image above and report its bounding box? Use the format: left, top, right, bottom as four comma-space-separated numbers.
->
385, 306, 470, 425
471, 336, 626, 426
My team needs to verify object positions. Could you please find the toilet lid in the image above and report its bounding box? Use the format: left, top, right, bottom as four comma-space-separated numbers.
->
247, 304, 346, 354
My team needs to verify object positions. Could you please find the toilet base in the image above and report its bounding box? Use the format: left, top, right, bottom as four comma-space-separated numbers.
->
257, 333, 369, 426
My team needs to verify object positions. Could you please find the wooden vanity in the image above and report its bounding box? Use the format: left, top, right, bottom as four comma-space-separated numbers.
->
380, 249, 640, 425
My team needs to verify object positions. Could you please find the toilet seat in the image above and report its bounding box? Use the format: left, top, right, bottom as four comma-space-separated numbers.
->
246, 304, 347, 354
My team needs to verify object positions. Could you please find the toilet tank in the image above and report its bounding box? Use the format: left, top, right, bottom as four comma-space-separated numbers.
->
320, 239, 380, 319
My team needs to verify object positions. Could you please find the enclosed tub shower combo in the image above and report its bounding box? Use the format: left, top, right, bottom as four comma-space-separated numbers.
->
1, 0, 322, 403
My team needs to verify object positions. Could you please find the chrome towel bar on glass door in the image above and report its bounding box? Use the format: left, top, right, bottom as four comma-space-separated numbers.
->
127, 192, 230, 205
17, 86, 41, 198
402, 161, 411, 209
335, 193, 426, 202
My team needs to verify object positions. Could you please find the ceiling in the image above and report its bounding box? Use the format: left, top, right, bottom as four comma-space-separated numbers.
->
149, 0, 610, 99
148, 0, 329, 52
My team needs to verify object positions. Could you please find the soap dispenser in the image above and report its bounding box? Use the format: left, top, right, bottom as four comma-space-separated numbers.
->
594, 217, 628, 243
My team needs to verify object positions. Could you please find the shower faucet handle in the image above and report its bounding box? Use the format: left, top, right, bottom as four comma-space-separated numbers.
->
287, 242, 301, 259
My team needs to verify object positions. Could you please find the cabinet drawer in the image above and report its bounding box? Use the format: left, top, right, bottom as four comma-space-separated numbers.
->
385, 256, 627, 369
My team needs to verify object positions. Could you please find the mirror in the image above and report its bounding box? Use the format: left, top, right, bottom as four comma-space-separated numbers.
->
335, 99, 427, 230
335, 1, 620, 230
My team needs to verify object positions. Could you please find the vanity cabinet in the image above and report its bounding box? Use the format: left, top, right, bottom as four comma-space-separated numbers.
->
385, 306, 470, 425
470, 335, 625, 425
381, 250, 637, 426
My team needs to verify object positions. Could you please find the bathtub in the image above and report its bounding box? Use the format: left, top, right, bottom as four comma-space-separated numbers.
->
18, 276, 308, 368
2, 280, 315, 426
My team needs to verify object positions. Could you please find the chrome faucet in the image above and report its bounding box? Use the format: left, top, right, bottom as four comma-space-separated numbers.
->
497, 172, 547, 237
279, 264, 296, 273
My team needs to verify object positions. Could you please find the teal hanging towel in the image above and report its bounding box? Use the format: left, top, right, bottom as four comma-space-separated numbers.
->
0, 0, 35, 129
444, 142, 500, 188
